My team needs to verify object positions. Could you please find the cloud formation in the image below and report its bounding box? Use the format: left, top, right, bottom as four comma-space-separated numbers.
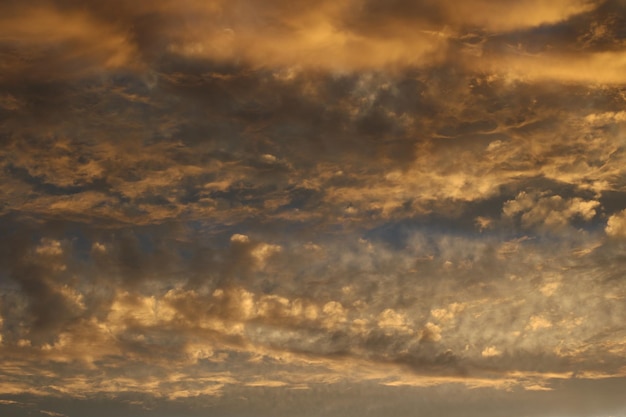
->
2, 1, 626, 417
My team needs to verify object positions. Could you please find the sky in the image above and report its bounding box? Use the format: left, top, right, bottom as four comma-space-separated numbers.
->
1, 0, 626, 416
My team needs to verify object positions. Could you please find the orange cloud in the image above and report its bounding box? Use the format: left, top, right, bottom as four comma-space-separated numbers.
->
0, 5, 138, 78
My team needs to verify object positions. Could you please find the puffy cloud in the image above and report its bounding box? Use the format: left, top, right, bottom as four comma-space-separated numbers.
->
378, 309, 413, 334
35, 239, 64, 257
230, 234, 250, 243
503, 191, 600, 229
481, 346, 502, 357
605, 209, 626, 237
526, 315, 553, 331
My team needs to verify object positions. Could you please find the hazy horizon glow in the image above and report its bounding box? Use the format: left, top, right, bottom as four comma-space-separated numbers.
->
1, 1, 626, 416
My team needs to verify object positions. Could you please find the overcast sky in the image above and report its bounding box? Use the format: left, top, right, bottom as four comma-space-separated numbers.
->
1, 1, 626, 416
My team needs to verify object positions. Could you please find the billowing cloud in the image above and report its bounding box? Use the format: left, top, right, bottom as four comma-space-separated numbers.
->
606, 209, 626, 237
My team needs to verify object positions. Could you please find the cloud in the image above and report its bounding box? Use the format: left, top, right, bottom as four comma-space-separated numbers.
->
0, 0, 607, 78
158, 0, 604, 70
481, 346, 502, 357
605, 209, 626, 237
526, 315, 553, 331
477, 50, 626, 84
503, 191, 600, 229
40, 410, 67, 417
2, 1, 626, 416
0, 4, 138, 79
446, 0, 599, 31
3, 224, 624, 401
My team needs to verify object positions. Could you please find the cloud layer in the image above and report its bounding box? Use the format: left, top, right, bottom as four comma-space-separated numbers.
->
2, 1, 626, 416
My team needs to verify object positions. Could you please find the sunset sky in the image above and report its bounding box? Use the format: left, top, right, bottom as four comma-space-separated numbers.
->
1, 1, 626, 416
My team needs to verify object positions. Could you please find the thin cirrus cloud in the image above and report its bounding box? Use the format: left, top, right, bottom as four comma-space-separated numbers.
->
1, 1, 626, 417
